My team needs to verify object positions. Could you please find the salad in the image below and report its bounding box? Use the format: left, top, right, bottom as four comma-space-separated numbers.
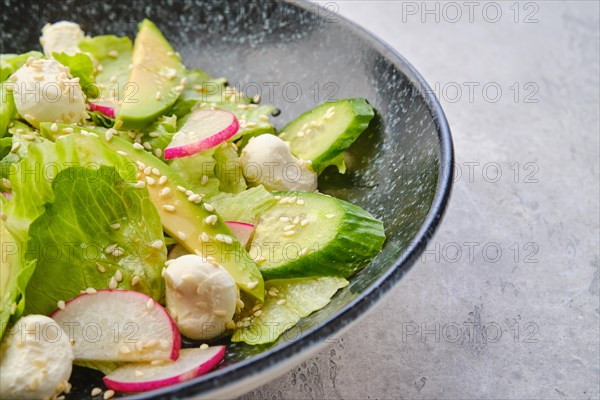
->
0, 20, 385, 399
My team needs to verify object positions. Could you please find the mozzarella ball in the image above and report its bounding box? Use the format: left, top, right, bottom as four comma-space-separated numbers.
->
0, 315, 73, 400
11, 58, 87, 127
164, 255, 238, 340
40, 21, 85, 57
240, 134, 317, 192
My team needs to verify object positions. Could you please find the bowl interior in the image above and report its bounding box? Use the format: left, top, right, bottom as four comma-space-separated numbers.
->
1, 1, 451, 398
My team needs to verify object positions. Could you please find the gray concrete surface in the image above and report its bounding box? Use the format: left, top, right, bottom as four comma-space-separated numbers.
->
238, 1, 600, 399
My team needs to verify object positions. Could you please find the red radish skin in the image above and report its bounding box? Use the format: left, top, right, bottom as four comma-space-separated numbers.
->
89, 102, 116, 118
103, 346, 226, 393
51, 290, 181, 362
1, 192, 11, 201
164, 110, 239, 160
225, 221, 254, 246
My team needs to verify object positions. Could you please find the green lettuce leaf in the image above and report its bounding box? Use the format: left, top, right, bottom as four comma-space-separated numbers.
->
232, 276, 348, 345
24, 165, 166, 315
53, 52, 98, 98
0, 52, 43, 82
210, 185, 275, 224
140, 115, 177, 157
78, 35, 132, 103
88, 110, 115, 128
213, 143, 246, 194
171, 69, 228, 119
168, 152, 221, 198
0, 82, 16, 137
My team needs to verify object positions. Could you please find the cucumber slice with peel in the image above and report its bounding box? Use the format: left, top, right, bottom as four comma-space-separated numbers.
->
278, 99, 374, 173
250, 192, 385, 279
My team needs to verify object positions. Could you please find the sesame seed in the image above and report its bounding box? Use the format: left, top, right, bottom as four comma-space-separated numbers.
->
253, 310, 263, 317
159, 187, 171, 197
177, 231, 186, 240
22, 134, 35, 141
176, 185, 186, 193
91, 388, 102, 397
85, 288, 97, 294
133, 142, 144, 150
143, 166, 152, 175
144, 339, 157, 348
283, 224, 295, 231
104, 390, 115, 400
112, 248, 124, 257
163, 204, 176, 212
149, 131, 160, 138
268, 290, 278, 297
297, 131, 305, 138
115, 270, 123, 282
105, 130, 113, 141
97, 263, 106, 273
155, 148, 163, 158
247, 281, 258, 289
200, 175, 209, 185
200, 343, 210, 350
155, 91, 162, 100
277, 299, 287, 305
300, 247, 309, 256
259, 114, 269, 121
279, 216, 290, 222
131, 275, 140, 286
9, 303, 16, 315
116, 150, 128, 156
10, 142, 20, 152
215, 234, 233, 244
135, 370, 144, 377
57, 300, 66, 310
204, 215, 218, 225
159, 175, 168, 185
325, 213, 335, 219
283, 231, 297, 237
108, 50, 119, 58
134, 180, 146, 189
50, 122, 58, 132
145, 176, 156, 186
149, 240, 164, 249
293, 216, 301, 224
114, 120, 123, 129
143, 141, 152, 150
146, 299, 154, 310
200, 232, 210, 242
185, 189, 194, 197
151, 167, 160, 176
297, 199, 305, 205
110, 223, 121, 230
109, 276, 118, 289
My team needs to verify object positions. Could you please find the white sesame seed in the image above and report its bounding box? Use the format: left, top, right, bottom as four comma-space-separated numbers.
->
253, 310, 263, 317
97, 263, 106, 273
203, 203, 215, 212
159, 175, 168, 185
151, 167, 160, 176
116, 150, 128, 156
200, 175, 209, 185
91, 387, 102, 397
145, 176, 156, 186
135, 370, 144, 377
293, 216, 301, 225
115, 270, 123, 282
259, 114, 269, 121
146, 299, 154, 310
149, 240, 164, 249
149, 131, 160, 138
185, 189, 194, 197
133, 143, 144, 150
155, 91, 162, 101
50, 122, 58, 132
163, 204, 176, 212
177, 231, 187, 240
131, 275, 140, 286
300, 247, 309, 256
110, 223, 121, 230
143, 141, 152, 150
114, 120, 123, 129
204, 215, 218, 225
10, 142, 20, 153
57, 300, 65, 310
297, 131, 305, 138
159, 187, 171, 197
109, 276, 118, 289
200, 232, 210, 242
104, 390, 115, 400
108, 50, 119, 58
297, 199, 305, 205
279, 216, 290, 222
154, 148, 163, 158
85, 288, 97, 294
200, 343, 209, 350
283, 224, 295, 231
325, 213, 335, 219
112, 249, 124, 257
10, 303, 16, 315
277, 299, 287, 305
283, 230, 296, 237
105, 130, 113, 141
144, 339, 157, 348
247, 281, 258, 289
143, 166, 152, 175
134, 180, 146, 189
176, 185, 187, 193
22, 134, 35, 141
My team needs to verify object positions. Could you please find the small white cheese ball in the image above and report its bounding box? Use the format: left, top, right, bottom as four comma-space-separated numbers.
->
164, 255, 238, 340
40, 21, 85, 57
240, 134, 317, 192
0, 315, 74, 400
11, 58, 88, 127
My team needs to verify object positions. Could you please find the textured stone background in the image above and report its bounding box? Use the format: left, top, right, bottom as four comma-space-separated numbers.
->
238, 1, 600, 399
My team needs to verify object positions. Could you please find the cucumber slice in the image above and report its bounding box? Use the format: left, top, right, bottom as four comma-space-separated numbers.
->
251, 192, 385, 279
278, 99, 374, 172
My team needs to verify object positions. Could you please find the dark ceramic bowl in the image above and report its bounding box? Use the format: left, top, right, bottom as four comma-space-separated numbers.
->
1, 0, 453, 398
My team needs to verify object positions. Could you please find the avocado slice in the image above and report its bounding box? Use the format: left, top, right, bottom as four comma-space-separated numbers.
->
41, 123, 265, 301
117, 19, 184, 130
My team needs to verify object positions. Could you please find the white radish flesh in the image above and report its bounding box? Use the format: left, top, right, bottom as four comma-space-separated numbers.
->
103, 346, 225, 393
51, 290, 180, 362
225, 221, 254, 246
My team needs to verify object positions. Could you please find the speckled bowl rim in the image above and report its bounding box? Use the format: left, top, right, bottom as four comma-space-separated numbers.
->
125, 2, 454, 399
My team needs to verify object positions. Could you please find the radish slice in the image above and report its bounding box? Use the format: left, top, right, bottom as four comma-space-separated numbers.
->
1, 192, 11, 201
226, 221, 254, 246
164, 109, 239, 160
51, 290, 180, 362
88, 99, 118, 118
103, 346, 225, 393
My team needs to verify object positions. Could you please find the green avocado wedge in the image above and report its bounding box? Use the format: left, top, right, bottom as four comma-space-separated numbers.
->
116, 20, 184, 130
